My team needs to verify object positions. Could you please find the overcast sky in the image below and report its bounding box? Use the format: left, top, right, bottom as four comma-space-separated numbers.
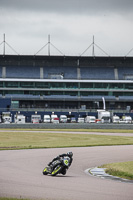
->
0, 0, 133, 56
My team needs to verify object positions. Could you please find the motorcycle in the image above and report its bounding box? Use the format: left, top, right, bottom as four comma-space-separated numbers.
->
43, 156, 71, 176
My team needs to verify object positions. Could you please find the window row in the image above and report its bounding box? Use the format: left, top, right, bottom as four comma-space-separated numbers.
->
0, 81, 133, 89
0, 90, 133, 97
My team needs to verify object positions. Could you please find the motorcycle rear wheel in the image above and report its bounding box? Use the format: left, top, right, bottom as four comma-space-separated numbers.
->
51, 164, 63, 176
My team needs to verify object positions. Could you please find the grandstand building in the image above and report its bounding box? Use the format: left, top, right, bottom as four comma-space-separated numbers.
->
0, 55, 133, 113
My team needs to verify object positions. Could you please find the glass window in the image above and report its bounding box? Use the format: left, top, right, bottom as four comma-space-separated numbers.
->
65, 91, 78, 96
20, 82, 34, 88
80, 83, 93, 88
109, 83, 123, 89
114, 91, 133, 96
35, 82, 49, 88
123, 92, 133, 96
0, 82, 3, 87
11, 101, 19, 108
65, 82, 78, 89
94, 83, 108, 89
113, 92, 123, 96
5, 82, 18, 88
80, 92, 93, 96
6, 90, 23, 94
125, 83, 133, 89
50, 91, 64, 95
50, 82, 64, 88
94, 92, 108, 96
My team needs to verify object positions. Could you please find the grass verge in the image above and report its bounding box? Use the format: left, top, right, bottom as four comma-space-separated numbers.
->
101, 161, 133, 180
0, 131, 133, 150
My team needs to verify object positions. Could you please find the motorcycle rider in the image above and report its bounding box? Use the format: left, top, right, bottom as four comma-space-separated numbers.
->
48, 151, 73, 175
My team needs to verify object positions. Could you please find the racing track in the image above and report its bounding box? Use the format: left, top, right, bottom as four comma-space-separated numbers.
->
0, 144, 133, 199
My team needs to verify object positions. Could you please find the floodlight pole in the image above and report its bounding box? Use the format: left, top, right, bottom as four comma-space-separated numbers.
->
48, 34, 50, 56
3, 33, 5, 55
92, 35, 95, 57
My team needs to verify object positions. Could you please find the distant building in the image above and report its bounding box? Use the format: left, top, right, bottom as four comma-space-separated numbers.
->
0, 55, 133, 111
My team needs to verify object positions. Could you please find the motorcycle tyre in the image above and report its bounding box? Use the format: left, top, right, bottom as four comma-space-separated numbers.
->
42, 167, 49, 175
51, 164, 63, 176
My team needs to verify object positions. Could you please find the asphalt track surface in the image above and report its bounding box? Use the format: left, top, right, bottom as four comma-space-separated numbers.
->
0, 144, 133, 200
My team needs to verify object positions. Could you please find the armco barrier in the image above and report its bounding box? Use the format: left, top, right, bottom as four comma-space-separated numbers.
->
0, 123, 133, 129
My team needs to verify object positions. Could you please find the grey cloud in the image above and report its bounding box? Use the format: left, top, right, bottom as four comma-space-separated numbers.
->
0, 0, 133, 14
0, 0, 133, 56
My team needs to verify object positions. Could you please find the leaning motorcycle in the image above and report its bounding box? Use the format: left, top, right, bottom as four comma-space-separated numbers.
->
43, 156, 71, 176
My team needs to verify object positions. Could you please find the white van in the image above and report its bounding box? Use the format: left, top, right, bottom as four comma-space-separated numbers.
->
97, 110, 111, 123
112, 115, 120, 123
51, 114, 59, 123
31, 115, 41, 123
2, 112, 12, 123
77, 117, 84, 123
14, 114, 25, 124
85, 116, 96, 123
122, 115, 132, 124
60, 115, 67, 123
44, 115, 50, 123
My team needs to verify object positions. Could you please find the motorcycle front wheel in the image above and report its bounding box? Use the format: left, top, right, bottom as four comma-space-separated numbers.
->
42, 167, 49, 175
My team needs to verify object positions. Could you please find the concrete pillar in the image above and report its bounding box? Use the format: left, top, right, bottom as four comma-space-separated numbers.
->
114, 67, 118, 80
2, 67, 6, 78
40, 67, 43, 79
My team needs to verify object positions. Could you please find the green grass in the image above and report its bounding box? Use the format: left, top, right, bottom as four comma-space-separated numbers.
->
101, 161, 133, 180
0, 131, 133, 150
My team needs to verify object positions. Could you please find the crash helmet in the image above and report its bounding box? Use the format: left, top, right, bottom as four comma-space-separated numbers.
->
67, 151, 73, 157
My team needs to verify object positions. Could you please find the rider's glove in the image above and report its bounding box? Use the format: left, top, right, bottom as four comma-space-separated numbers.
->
48, 162, 52, 166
